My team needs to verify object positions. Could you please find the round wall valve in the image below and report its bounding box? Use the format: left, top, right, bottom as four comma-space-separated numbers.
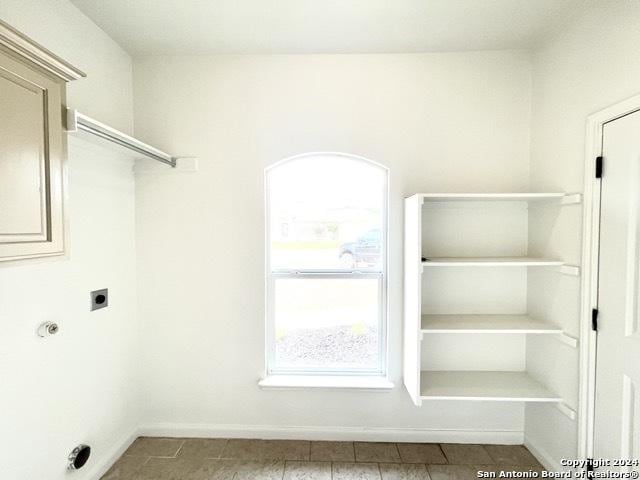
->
68, 444, 91, 470
37, 322, 59, 337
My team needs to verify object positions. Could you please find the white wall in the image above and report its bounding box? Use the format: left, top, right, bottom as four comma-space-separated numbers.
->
525, 0, 640, 469
0, 1, 137, 479
133, 52, 532, 438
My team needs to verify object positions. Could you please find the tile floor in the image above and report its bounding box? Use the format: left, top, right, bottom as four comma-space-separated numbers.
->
102, 438, 544, 480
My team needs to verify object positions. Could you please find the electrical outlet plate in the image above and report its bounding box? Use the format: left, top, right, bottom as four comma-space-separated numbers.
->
90, 289, 108, 311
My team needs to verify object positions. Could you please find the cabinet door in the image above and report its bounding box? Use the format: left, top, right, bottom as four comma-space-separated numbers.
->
0, 49, 66, 261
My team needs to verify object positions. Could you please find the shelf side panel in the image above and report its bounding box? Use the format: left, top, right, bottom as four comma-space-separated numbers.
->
403, 195, 422, 405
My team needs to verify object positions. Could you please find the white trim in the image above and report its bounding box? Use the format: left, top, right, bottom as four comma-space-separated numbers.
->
524, 436, 563, 472
0, 19, 85, 81
86, 427, 139, 480
138, 423, 523, 444
258, 374, 394, 390
580, 93, 640, 460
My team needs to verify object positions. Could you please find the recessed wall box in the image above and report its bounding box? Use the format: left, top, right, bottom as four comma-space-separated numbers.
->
90, 289, 108, 311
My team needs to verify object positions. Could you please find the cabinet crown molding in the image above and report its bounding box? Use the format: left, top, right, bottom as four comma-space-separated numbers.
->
0, 19, 85, 82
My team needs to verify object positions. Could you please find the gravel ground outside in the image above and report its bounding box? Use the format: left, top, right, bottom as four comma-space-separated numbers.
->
276, 325, 379, 368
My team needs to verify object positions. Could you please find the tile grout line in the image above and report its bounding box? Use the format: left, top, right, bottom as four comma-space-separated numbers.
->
173, 439, 186, 458
479, 443, 496, 466
437, 443, 449, 464
217, 438, 229, 460
393, 442, 401, 463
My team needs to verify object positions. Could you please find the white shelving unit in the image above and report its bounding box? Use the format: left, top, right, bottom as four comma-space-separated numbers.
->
403, 192, 581, 409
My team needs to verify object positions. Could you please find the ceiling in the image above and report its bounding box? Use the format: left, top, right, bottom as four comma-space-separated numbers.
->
70, 0, 580, 56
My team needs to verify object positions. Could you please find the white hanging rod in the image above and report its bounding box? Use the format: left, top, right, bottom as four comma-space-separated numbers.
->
66, 109, 176, 167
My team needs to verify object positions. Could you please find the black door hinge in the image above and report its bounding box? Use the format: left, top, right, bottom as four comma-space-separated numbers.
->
595, 156, 603, 178
592, 308, 599, 331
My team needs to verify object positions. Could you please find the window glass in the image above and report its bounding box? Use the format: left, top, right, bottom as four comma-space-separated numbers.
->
269, 155, 385, 271
274, 277, 381, 372
266, 153, 387, 375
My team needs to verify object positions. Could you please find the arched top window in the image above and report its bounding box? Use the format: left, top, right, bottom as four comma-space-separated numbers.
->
265, 153, 388, 377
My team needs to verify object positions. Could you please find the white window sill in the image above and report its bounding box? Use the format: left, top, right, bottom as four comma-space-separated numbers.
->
258, 375, 394, 391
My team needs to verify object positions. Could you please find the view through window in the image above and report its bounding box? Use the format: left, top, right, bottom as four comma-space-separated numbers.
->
266, 153, 387, 375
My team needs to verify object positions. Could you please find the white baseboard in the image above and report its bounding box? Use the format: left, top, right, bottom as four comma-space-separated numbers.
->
87, 427, 140, 480
139, 423, 523, 444
524, 436, 563, 472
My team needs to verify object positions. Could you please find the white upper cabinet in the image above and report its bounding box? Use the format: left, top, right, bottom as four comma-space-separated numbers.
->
0, 20, 84, 262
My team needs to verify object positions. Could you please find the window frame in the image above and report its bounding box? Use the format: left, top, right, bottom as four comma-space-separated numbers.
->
264, 152, 389, 378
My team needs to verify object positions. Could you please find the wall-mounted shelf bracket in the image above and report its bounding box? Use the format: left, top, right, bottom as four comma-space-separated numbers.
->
561, 193, 582, 205
554, 332, 578, 348
559, 264, 581, 276
555, 402, 577, 420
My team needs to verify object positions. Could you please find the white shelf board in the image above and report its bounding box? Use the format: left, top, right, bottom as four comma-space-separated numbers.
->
421, 314, 563, 334
414, 193, 571, 202
422, 257, 564, 267
420, 371, 562, 402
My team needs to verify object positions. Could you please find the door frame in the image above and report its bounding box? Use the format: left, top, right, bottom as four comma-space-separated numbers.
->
579, 93, 640, 459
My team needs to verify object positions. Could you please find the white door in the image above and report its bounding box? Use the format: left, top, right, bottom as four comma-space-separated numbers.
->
594, 110, 640, 470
